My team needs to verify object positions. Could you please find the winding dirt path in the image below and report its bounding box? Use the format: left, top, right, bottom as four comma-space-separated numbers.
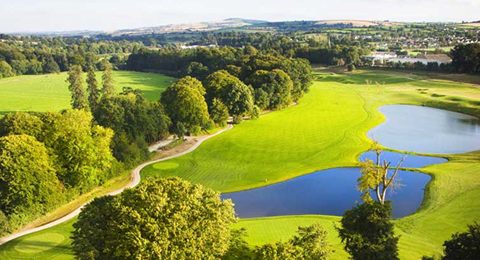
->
0, 124, 233, 246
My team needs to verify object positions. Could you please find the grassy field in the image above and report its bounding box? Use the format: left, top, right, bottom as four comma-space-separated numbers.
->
0, 71, 175, 114
2, 68, 480, 259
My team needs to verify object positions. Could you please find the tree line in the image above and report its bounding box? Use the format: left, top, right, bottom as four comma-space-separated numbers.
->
0, 35, 142, 79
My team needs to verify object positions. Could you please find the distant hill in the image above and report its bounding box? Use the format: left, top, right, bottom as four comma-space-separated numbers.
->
111, 18, 268, 36
315, 20, 404, 27
459, 21, 480, 27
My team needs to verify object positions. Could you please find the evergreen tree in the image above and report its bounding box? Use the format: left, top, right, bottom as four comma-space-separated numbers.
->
86, 66, 100, 112
102, 61, 115, 97
67, 65, 88, 110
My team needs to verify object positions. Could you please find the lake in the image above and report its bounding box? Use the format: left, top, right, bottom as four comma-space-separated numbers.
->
222, 166, 431, 219
368, 105, 480, 154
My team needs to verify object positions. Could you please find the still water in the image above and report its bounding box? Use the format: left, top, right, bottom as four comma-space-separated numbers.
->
368, 105, 480, 154
222, 166, 432, 219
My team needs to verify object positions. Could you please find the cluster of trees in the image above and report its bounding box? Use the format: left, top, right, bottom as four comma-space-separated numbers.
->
450, 43, 480, 73
0, 110, 114, 236
382, 60, 451, 72
128, 45, 312, 128
295, 45, 371, 67
0, 36, 140, 79
67, 61, 171, 168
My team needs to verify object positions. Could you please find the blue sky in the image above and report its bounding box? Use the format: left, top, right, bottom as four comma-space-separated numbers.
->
0, 0, 478, 32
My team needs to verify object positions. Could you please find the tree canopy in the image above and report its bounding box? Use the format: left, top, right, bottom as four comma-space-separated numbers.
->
161, 76, 210, 133
442, 222, 480, 260
337, 201, 399, 260
246, 69, 293, 110
72, 177, 236, 260
0, 134, 61, 216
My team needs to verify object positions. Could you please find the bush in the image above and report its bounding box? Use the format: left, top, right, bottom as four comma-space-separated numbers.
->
233, 115, 243, 124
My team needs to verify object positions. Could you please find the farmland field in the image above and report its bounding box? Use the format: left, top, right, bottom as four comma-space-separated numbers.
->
2, 69, 480, 259
0, 71, 175, 114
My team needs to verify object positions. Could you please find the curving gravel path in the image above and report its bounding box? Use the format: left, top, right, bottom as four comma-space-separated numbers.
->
0, 124, 233, 246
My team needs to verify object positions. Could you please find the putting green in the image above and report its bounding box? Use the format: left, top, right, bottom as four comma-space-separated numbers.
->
2, 69, 480, 259
152, 162, 180, 170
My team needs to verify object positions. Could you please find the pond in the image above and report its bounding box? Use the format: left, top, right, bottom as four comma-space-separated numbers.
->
359, 150, 447, 168
368, 105, 480, 154
222, 167, 431, 219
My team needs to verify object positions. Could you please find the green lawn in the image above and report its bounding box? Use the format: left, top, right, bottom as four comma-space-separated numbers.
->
2, 69, 480, 259
0, 218, 76, 260
0, 71, 175, 114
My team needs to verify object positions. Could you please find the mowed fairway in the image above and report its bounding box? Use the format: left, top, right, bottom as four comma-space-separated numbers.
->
2, 69, 480, 259
0, 71, 175, 114
142, 77, 376, 192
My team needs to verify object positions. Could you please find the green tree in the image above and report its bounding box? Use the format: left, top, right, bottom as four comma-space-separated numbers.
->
442, 222, 480, 260
67, 65, 88, 110
209, 98, 229, 127
183, 61, 209, 79
225, 83, 254, 118
102, 60, 115, 97
174, 122, 186, 140
254, 242, 298, 260
0, 61, 14, 79
41, 110, 114, 190
86, 66, 100, 112
43, 57, 60, 73
246, 69, 293, 110
161, 76, 210, 133
0, 135, 61, 216
72, 177, 236, 260
291, 223, 332, 260
203, 70, 244, 105
337, 201, 399, 260
0, 113, 44, 137
251, 223, 331, 260
222, 229, 253, 260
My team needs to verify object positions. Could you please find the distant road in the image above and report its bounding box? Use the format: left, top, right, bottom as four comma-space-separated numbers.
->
0, 124, 233, 246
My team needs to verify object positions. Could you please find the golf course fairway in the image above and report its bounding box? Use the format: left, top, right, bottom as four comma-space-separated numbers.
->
1, 68, 480, 259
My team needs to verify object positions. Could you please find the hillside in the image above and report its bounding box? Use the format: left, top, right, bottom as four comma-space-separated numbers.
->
111, 18, 267, 36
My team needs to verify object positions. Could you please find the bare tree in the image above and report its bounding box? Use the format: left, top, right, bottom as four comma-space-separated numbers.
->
357, 141, 406, 205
